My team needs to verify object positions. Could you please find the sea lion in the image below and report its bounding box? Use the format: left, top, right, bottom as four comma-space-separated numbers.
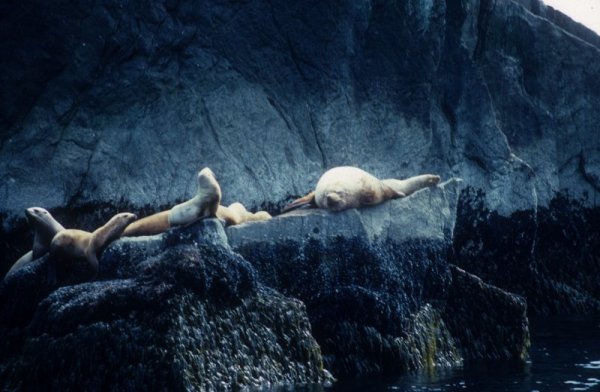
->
4, 207, 65, 279
50, 212, 137, 277
217, 202, 272, 226
121, 167, 221, 237
283, 166, 441, 212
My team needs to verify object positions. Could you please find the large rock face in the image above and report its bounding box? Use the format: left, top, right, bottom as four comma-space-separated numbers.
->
0, 0, 598, 311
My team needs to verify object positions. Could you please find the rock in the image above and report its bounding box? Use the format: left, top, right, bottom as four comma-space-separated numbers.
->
0, 184, 530, 386
452, 0, 600, 313
453, 189, 600, 315
228, 181, 529, 375
0, 219, 332, 390
0, 0, 598, 326
444, 265, 529, 361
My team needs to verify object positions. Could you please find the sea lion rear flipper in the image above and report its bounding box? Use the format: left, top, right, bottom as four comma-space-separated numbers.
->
282, 191, 317, 213
5, 251, 34, 279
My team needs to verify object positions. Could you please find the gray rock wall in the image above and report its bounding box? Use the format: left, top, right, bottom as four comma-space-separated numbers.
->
1, 1, 599, 310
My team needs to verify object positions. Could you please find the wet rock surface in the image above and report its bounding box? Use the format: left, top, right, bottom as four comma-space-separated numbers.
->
0, 220, 331, 391
0, 184, 529, 388
228, 182, 529, 375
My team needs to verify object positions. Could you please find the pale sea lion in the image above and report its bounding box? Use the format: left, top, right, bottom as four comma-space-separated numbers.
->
217, 202, 272, 226
50, 212, 137, 277
283, 166, 440, 212
5, 207, 65, 279
122, 167, 221, 237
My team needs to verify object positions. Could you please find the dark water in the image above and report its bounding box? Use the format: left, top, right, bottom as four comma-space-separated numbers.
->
298, 316, 600, 392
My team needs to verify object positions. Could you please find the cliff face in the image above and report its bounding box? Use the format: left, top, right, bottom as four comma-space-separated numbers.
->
0, 1, 598, 309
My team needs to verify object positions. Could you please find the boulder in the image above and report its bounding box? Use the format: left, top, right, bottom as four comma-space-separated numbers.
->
0, 183, 530, 387
228, 181, 529, 375
0, 220, 331, 391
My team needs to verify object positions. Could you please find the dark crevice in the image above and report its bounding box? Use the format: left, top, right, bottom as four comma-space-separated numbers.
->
473, 0, 497, 61
578, 151, 600, 193
266, 96, 294, 132
440, 98, 457, 147
308, 109, 327, 169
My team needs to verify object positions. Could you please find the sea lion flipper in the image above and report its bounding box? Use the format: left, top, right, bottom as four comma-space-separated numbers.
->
85, 247, 100, 277
282, 191, 317, 213
4, 251, 34, 279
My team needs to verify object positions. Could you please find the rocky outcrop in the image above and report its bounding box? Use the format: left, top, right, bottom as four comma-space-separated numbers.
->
228, 181, 529, 375
0, 220, 331, 391
0, 0, 598, 322
452, 0, 600, 313
0, 184, 529, 388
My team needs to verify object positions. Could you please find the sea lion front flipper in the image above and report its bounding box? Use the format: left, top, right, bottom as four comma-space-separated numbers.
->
84, 247, 100, 278
281, 191, 317, 213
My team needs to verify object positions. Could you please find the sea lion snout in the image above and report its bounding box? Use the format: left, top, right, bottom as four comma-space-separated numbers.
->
123, 213, 137, 221
26, 207, 42, 218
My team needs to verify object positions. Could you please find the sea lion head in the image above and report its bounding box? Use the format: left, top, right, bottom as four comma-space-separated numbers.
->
325, 192, 346, 211
111, 212, 138, 227
426, 175, 441, 186
25, 207, 52, 226
93, 212, 138, 248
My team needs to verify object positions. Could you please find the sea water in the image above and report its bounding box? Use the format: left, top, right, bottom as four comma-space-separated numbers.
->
278, 316, 600, 392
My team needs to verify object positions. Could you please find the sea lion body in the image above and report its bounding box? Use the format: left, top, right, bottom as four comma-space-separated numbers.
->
217, 202, 272, 226
313, 167, 403, 211
51, 212, 137, 277
5, 207, 65, 279
122, 168, 221, 237
283, 167, 441, 213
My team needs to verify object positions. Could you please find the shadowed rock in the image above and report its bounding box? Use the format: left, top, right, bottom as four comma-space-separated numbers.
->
227, 181, 529, 375
0, 219, 332, 391
0, 182, 530, 387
